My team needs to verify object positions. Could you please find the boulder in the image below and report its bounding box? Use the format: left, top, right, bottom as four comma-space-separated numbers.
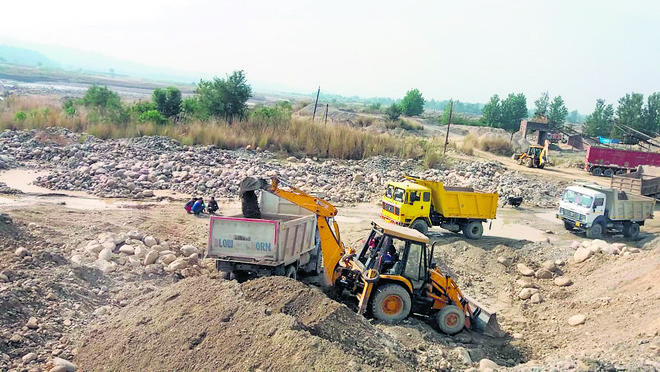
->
554, 276, 573, 287
15, 247, 29, 258
573, 247, 592, 263
535, 268, 553, 279
541, 260, 556, 272
181, 245, 199, 256
22, 352, 37, 363
95, 259, 116, 273
518, 288, 539, 300
118, 245, 134, 255
497, 256, 512, 267
479, 359, 499, 371
52, 357, 77, 372
143, 236, 158, 247
26, 317, 39, 329
133, 245, 147, 258
151, 244, 166, 252
568, 314, 586, 326
98, 248, 113, 262
516, 277, 537, 288
167, 258, 188, 271
516, 263, 534, 276
161, 254, 177, 265
128, 231, 144, 240
530, 293, 543, 303
144, 250, 159, 265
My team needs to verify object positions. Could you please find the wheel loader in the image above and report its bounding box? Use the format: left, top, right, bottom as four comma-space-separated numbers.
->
259, 177, 503, 337
512, 139, 550, 169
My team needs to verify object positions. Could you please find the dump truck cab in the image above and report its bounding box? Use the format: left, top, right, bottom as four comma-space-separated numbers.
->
337, 221, 501, 336
382, 181, 432, 229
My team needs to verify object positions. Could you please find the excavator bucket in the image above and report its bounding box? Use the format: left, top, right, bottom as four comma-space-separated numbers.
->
464, 295, 505, 338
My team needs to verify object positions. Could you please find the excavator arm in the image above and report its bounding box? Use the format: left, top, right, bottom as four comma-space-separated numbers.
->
263, 178, 345, 285
540, 139, 550, 165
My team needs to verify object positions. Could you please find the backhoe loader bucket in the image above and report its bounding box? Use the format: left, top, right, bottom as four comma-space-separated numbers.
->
464, 295, 504, 338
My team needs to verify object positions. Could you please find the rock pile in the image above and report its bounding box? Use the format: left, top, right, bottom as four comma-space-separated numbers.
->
1, 128, 566, 206
571, 239, 641, 263
69, 231, 204, 277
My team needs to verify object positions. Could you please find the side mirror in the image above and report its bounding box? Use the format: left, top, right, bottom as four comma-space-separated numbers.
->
429, 242, 437, 268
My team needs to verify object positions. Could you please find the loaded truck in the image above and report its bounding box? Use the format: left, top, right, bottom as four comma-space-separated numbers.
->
380, 175, 498, 238
207, 177, 503, 337
207, 190, 321, 281
556, 182, 655, 239
585, 145, 660, 177
610, 165, 660, 198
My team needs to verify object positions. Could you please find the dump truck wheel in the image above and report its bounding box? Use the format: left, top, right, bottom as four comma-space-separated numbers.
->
586, 223, 603, 239
285, 265, 297, 280
524, 158, 534, 168
624, 223, 640, 239
538, 164, 545, 169
410, 219, 429, 235
616, 170, 626, 175
371, 284, 411, 324
435, 305, 466, 335
591, 167, 603, 176
462, 221, 483, 239
563, 221, 574, 231
221, 271, 231, 280
603, 168, 614, 177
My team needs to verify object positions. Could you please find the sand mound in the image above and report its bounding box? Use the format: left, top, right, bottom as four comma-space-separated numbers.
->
76, 276, 416, 371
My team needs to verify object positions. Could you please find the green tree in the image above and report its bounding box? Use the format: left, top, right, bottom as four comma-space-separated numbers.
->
533, 91, 549, 119
481, 94, 501, 126
385, 103, 403, 121
499, 93, 528, 133
195, 70, 252, 123
615, 92, 645, 137
80, 85, 126, 122
548, 95, 569, 130
643, 92, 660, 135
152, 86, 182, 118
582, 99, 614, 138
400, 89, 425, 116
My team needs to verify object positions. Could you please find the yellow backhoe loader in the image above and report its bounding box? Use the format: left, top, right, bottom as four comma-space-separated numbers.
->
512, 140, 550, 169
262, 177, 503, 337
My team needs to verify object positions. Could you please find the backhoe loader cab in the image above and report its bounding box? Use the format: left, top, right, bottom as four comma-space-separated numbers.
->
339, 221, 502, 337
512, 140, 550, 169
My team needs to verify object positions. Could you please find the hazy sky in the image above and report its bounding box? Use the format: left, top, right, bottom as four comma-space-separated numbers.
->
2, 0, 659, 112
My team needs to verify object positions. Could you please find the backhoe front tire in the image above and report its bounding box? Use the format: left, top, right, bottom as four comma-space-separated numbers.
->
435, 305, 466, 335
462, 221, 484, 239
586, 223, 603, 239
524, 158, 534, 168
371, 284, 411, 324
410, 219, 429, 235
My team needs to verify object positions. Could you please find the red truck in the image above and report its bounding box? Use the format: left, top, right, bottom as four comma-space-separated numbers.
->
586, 146, 660, 177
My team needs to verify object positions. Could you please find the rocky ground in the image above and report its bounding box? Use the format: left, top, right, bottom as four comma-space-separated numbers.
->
1, 127, 659, 371
1, 128, 565, 207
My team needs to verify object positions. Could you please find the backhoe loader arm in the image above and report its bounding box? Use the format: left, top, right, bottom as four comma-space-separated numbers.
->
540, 139, 550, 165
263, 178, 345, 285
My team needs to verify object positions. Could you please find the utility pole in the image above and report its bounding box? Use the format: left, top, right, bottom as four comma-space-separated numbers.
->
312, 86, 320, 121
324, 104, 329, 125
443, 100, 453, 154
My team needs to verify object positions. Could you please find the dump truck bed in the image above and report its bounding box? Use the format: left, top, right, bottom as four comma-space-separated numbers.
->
410, 178, 498, 219
583, 184, 655, 222
207, 192, 317, 267
611, 173, 660, 198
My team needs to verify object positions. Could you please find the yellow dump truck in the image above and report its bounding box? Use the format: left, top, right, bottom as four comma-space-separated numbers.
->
380, 175, 498, 238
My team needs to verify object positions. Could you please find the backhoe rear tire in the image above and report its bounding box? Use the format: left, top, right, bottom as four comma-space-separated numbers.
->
410, 219, 429, 235
462, 221, 484, 239
285, 265, 297, 280
435, 305, 466, 335
371, 284, 411, 324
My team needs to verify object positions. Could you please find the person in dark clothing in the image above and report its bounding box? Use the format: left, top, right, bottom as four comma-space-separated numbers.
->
208, 197, 219, 214
184, 197, 196, 214
192, 198, 205, 216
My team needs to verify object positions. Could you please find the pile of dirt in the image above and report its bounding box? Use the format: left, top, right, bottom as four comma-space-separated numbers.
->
76, 276, 416, 371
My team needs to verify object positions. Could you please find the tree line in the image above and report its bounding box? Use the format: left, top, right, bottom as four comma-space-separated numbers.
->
582, 93, 660, 139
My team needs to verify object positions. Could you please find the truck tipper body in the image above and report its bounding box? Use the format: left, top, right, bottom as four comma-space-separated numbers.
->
585, 146, 660, 177
557, 183, 655, 239
610, 165, 660, 198
207, 191, 320, 279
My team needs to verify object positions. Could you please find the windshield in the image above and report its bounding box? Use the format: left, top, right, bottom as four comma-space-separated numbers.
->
562, 190, 594, 208
393, 187, 405, 202
386, 185, 394, 199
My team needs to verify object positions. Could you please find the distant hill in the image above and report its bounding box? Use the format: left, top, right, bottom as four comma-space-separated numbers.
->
0, 45, 58, 68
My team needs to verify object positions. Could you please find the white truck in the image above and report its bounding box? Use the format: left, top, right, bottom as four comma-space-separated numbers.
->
207, 191, 321, 280
557, 183, 656, 239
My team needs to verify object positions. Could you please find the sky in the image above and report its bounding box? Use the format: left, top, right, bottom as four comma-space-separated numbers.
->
2, 0, 660, 112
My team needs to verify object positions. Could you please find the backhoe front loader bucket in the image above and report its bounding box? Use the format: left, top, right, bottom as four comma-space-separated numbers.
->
464, 295, 505, 338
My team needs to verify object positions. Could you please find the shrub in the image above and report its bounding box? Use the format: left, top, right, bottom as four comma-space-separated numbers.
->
14, 111, 26, 121
62, 100, 77, 116
152, 86, 182, 117
385, 103, 403, 121
139, 110, 166, 125
399, 119, 424, 131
